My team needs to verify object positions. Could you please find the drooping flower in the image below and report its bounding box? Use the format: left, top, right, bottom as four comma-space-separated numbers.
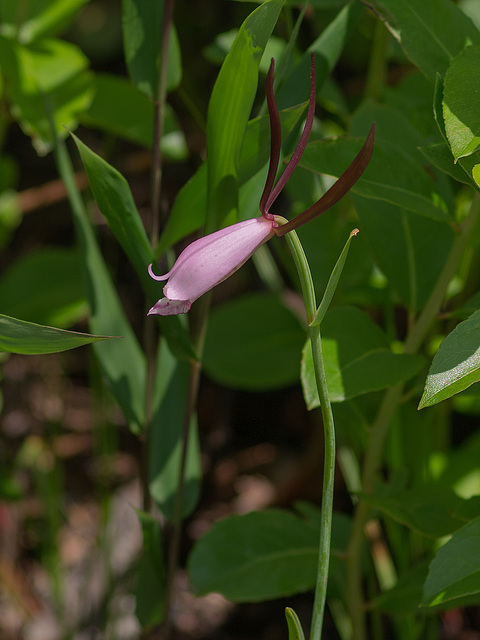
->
148, 54, 374, 316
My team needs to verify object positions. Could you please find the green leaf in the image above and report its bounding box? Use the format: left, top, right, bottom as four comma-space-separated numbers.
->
369, 562, 430, 615
81, 73, 187, 157
206, 0, 282, 230
203, 293, 306, 391
361, 485, 480, 538
188, 510, 319, 601
474, 163, 480, 187
135, 510, 165, 626
419, 309, 480, 408
423, 516, 480, 606
71, 132, 194, 360
0, 248, 86, 328
0, 314, 111, 355
57, 138, 147, 433
188, 509, 350, 602
367, 0, 480, 81
310, 229, 359, 327
443, 45, 480, 161
285, 608, 306, 640
158, 103, 306, 255
419, 143, 477, 187
0, 35, 93, 154
122, 0, 182, 97
301, 307, 424, 407
353, 196, 454, 314
149, 341, 201, 518
71, 133, 154, 288
299, 136, 449, 222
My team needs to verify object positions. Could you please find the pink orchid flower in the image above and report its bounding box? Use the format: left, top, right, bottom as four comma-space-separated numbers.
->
148, 55, 374, 316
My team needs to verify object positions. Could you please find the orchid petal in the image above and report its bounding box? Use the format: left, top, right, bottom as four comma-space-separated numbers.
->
148, 217, 275, 316
259, 58, 281, 219
265, 53, 316, 213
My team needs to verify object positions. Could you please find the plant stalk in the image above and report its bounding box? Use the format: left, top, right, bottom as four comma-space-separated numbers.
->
283, 224, 336, 640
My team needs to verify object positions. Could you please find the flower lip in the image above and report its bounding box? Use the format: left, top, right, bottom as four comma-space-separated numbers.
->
147, 216, 275, 316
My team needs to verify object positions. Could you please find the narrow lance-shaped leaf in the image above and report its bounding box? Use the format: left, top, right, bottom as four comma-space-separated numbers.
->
206, 0, 282, 231
310, 228, 359, 327
286, 608, 306, 640
0, 314, 113, 355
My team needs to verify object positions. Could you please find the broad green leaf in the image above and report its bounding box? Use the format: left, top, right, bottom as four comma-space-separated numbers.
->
301, 307, 424, 407
188, 510, 319, 601
135, 510, 165, 626
205, 0, 282, 231
353, 196, 454, 314
299, 136, 449, 222
367, 0, 480, 81
122, 0, 182, 97
158, 103, 307, 255
149, 341, 201, 519
432, 72, 480, 185
361, 485, 480, 538
0, 314, 111, 355
72, 133, 195, 360
423, 516, 480, 606
419, 309, 480, 408
203, 293, 306, 391
443, 45, 480, 161
0, 35, 93, 154
81, 74, 187, 158
0, 248, 86, 328
419, 143, 476, 187
188, 509, 350, 601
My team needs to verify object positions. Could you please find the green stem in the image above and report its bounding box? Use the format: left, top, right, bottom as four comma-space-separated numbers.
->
282, 224, 336, 640
345, 193, 480, 640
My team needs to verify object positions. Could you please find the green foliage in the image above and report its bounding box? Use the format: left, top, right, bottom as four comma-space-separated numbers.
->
203, 293, 306, 391
423, 516, 480, 607
302, 307, 424, 406
419, 309, 480, 408
443, 45, 480, 162
188, 509, 350, 601
0, 314, 112, 354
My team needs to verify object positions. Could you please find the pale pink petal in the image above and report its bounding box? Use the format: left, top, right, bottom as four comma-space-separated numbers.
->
148, 216, 275, 316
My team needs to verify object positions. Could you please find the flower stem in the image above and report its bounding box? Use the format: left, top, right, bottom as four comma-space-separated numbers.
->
282, 223, 336, 640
